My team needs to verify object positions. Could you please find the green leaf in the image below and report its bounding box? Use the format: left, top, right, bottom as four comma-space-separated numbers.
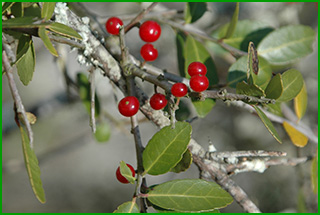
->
228, 55, 272, 89
16, 40, 36, 86
277, 69, 304, 102
170, 149, 192, 173
224, 2, 239, 39
153, 203, 220, 213
266, 102, 283, 117
297, 188, 307, 213
247, 42, 259, 85
2, 16, 50, 29
192, 98, 216, 118
185, 35, 218, 85
143, 122, 192, 175
216, 20, 274, 51
41, 2, 56, 20
15, 35, 32, 64
257, 25, 315, 65
176, 31, 187, 78
253, 105, 282, 143
48, 22, 83, 40
94, 122, 111, 143
38, 26, 58, 57
23, 3, 41, 17
184, 2, 207, 24
147, 179, 233, 212
294, 82, 307, 121
11, 2, 23, 17
2, 2, 15, 14
311, 153, 318, 194
76, 73, 100, 117
119, 161, 136, 184
265, 74, 283, 100
236, 81, 265, 98
19, 127, 46, 203
113, 201, 140, 213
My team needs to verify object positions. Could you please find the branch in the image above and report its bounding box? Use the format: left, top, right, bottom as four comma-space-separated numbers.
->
2, 41, 34, 149
124, 2, 159, 33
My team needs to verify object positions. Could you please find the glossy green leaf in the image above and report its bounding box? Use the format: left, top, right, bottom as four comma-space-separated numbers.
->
48, 22, 82, 40
143, 122, 192, 175
294, 82, 307, 120
257, 25, 315, 65
19, 127, 46, 203
11, 2, 23, 17
265, 74, 283, 100
253, 105, 282, 143
41, 2, 56, 20
147, 179, 233, 212
216, 20, 274, 51
76, 73, 100, 117
277, 69, 304, 102
185, 35, 218, 85
236, 81, 265, 97
153, 203, 220, 213
119, 161, 136, 184
94, 122, 111, 143
224, 2, 239, 39
2, 16, 50, 29
38, 26, 58, 57
228, 55, 272, 89
311, 153, 318, 194
16, 40, 35, 86
2, 2, 15, 14
113, 201, 139, 213
192, 98, 216, 118
176, 31, 187, 77
170, 149, 192, 173
184, 2, 207, 24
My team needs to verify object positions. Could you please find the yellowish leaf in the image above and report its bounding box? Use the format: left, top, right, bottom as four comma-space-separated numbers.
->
294, 82, 307, 121
283, 121, 308, 147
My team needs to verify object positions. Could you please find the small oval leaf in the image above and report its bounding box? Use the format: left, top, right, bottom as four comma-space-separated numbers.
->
16, 40, 36, 86
184, 2, 207, 24
283, 121, 308, 147
236, 81, 265, 98
38, 26, 58, 57
294, 82, 308, 120
257, 25, 315, 65
277, 69, 304, 102
119, 161, 136, 184
192, 98, 216, 118
253, 105, 282, 143
19, 127, 46, 203
113, 201, 140, 213
48, 22, 82, 40
265, 73, 283, 100
143, 122, 192, 175
94, 122, 111, 143
147, 179, 233, 212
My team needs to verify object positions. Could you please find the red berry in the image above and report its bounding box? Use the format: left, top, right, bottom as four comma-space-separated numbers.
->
106, 17, 123, 35
171, 83, 188, 97
140, 43, 158, 61
139, 20, 161, 42
116, 163, 135, 184
188, 62, 207, 77
190, 75, 209, 92
118, 96, 140, 117
150, 93, 167, 110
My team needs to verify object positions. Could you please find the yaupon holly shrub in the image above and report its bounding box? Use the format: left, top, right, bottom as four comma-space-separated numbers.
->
2, 2, 318, 213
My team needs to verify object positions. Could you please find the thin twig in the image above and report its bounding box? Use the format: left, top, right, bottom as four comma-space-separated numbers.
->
89, 67, 96, 133
2, 47, 34, 149
124, 2, 159, 33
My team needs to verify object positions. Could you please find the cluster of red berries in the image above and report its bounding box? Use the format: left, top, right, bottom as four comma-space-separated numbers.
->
105, 17, 161, 62
116, 163, 135, 184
